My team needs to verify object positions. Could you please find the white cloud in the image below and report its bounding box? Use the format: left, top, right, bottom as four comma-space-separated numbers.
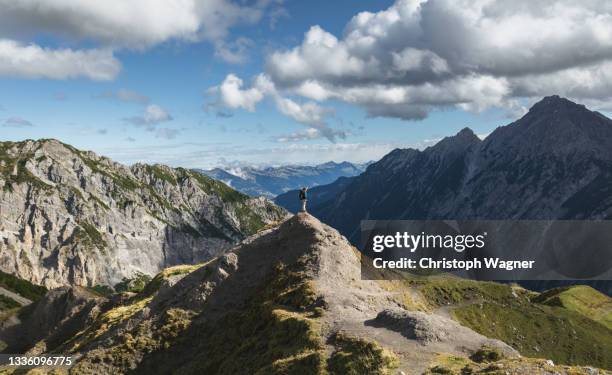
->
260, 0, 612, 119
0, 0, 271, 50
213, 74, 266, 111
275, 97, 331, 128
210, 73, 341, 141
143, 105, 173, 124
0, 0, 282, 80
0, 39, 120, 80
125, 104, 173, 125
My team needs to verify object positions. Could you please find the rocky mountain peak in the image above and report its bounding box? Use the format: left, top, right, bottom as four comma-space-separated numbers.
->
528, 95, 587, 114
481, 95, 612, 159
427, 127, 481, 159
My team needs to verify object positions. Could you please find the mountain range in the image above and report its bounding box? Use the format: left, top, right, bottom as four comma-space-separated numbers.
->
197, 161, 368, 198
0, 139, 286, 289
309, 96, 612, 243
0, 95, 611, 373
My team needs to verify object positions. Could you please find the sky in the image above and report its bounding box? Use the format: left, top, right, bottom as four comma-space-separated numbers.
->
1, 0, 612, 169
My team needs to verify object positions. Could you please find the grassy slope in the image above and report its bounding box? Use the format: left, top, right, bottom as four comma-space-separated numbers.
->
0, 270, 47, 302
67, 258, 398, 375
532, 285, 612, 330
410, 277, 612, 370
140, 260, 397, 375
425, 350, 604, 375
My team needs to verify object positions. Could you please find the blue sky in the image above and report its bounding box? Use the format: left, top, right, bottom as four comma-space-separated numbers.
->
1, 0, 612, 168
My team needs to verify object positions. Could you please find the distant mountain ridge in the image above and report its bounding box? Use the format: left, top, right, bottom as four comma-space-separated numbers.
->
197, 161, 369, 198
0, 139, 286, 288
274, 176, 356, 213
311, 96, 612, 242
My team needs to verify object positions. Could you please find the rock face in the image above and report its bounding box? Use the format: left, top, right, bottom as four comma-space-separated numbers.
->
198, 161, 368, 198
0, 139, 287, 288
313, 96, 612, 242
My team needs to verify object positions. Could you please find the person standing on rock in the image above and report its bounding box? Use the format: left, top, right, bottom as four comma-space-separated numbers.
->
299, 187, 308, 213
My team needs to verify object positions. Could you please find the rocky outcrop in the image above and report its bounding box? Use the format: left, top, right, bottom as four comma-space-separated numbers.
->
0, 139, 287, 288
371, 308, 516, 354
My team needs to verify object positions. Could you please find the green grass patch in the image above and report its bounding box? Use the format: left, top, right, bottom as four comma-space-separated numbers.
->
0, 294, 21, 310
234, 203, 266, 236
115, 272, 153, 294
144, 164, 177, 185
139, 264, 204, 298
413, 278, 612, 369
80, 222, 108, 249
532, 285, 612, 330
327, 332, 399, 375
179, 168, 247, 203
88, 194, 110, 210
0, 270, 47, 301
88, 285, 114, 297
426, 352, 603, 375
414, 277, 526, 308
0, 146, 54, 193
451, 299, 612, 369
137, 261, 327, 375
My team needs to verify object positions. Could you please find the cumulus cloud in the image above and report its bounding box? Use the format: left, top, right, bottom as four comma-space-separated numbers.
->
0, 0, 274, 49
125, 104, 173, 126
210, 73, 341, 141
0, 0, 282, 80
3, 116, 33, 127
257, 0, 612, 119
0, 39, 120, 80
212, 74, 267, 112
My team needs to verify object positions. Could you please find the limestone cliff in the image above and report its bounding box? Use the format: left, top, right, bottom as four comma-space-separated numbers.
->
0, 139, 287, 288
